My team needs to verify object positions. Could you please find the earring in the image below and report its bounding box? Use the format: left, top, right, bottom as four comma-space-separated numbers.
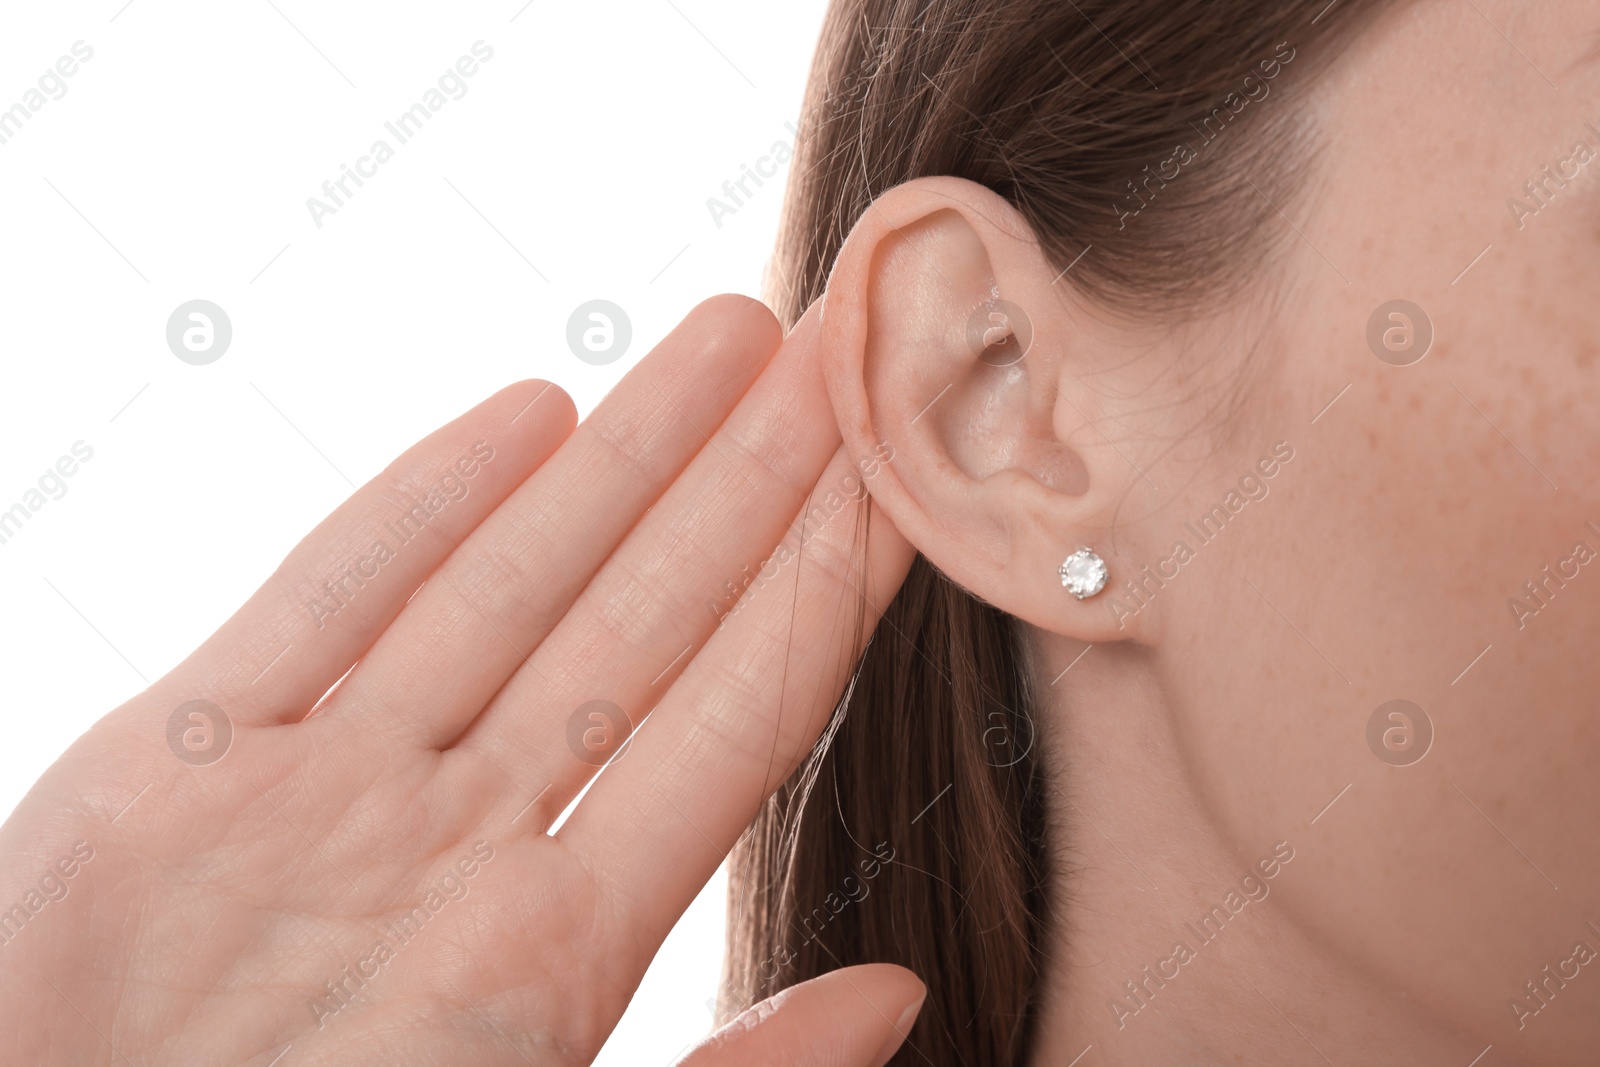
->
1059, 546, 1108, 600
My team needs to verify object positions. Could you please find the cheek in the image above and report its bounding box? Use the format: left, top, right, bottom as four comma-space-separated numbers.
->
1237, 239, 1600, 1015
1444, 220, 1600, 491
1166, 0, 1600, 1036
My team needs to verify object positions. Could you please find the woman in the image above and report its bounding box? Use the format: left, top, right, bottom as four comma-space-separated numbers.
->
3, 0, 1595, 1063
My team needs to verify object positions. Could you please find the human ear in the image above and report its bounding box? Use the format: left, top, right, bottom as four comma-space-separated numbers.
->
818, 176, 1161, 642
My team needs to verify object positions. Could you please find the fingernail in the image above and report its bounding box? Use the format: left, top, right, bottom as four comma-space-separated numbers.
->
868, 989, 926, 1067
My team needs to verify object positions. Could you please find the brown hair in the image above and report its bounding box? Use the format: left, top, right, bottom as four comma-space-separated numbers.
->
724, 2, 1392, 1062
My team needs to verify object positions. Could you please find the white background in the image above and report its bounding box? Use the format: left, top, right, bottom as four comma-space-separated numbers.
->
0, 1, 828, 1061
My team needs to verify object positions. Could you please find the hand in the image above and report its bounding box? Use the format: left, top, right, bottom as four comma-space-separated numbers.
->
0, 295, 920, 1066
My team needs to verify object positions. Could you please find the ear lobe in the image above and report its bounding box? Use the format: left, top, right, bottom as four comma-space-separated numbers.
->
819, 176, 1155, 641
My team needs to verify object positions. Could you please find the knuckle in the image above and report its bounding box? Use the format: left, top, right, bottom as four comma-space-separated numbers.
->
584, 555, 660, 655
789, 512, 862, 591
721, 406, 814, 498
584, 403, 677, 486
696, 656, 769, 732
455, 514, 566, 641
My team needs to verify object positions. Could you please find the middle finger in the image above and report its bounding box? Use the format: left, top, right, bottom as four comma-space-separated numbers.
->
330, 295, 781, 749
445, 302, 840, 819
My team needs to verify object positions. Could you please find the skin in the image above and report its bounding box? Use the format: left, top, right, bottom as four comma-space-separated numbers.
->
4, 2, 1595, 1064
816, 0, 1600, 1063
0, 296, 924, 1065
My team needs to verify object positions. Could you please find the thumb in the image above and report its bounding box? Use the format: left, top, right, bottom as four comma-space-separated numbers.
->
674, 963, 926, 1067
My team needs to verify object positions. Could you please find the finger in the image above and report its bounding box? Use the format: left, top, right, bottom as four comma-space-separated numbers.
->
675, 965, 926, 1067
155, 379, 576, 726
446, 301, 839, 821
330, 295, 782, 749
561, 445, 916, 943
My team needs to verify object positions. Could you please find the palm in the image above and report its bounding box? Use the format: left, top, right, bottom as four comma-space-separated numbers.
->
7, 723, 596, 1064
0, 297, 916, 1066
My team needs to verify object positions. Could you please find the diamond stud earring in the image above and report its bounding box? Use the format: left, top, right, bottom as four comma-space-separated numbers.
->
1059, 546, 1108, 600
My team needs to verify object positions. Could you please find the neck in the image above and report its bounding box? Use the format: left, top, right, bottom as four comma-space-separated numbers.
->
1023, 637, 1498, 1066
